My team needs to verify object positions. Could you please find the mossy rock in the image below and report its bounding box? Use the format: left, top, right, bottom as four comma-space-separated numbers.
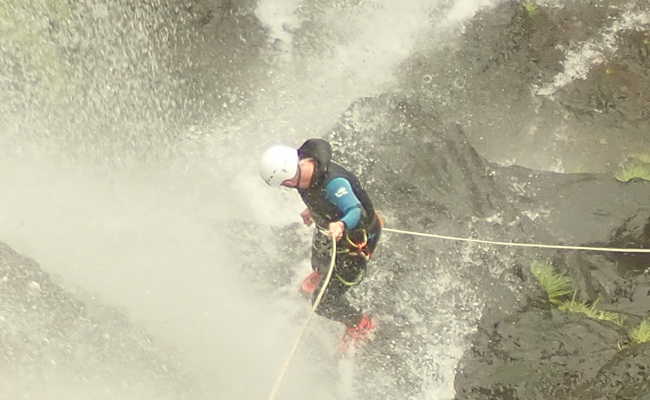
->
615, 155, 650, 182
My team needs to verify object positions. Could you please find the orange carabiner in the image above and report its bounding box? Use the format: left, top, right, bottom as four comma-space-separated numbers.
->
346, 229, 370, 260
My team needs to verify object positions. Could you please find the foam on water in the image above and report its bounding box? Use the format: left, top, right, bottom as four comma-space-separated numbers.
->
536, 8, 650, 96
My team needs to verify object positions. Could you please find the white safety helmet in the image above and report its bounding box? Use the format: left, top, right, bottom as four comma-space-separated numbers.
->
259, 145, 299, 186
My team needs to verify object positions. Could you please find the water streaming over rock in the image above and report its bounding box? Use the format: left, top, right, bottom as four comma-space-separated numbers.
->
1, 0, 648, 399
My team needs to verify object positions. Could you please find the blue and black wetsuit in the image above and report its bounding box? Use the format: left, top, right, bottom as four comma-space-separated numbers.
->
297, 139, 381, 328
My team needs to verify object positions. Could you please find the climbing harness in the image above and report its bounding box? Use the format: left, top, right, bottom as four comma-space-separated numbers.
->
340, 229, 371, 260
336, 269, 365, 287
268, 219, 650, 399
340, 212, 384, 260
329, 226, 375, 285
348, 229, 371, 259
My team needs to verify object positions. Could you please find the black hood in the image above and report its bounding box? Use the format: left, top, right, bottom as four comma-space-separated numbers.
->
297, 138, 332, 184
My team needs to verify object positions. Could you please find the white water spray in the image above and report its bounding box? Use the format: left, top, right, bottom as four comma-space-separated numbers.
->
0, 0, 505, 398
536, 9, 650, 96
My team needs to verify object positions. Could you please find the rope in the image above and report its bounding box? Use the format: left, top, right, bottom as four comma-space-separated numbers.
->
383, 227, 650, 254
267, 223, 649, 399
267, 232, 337, 400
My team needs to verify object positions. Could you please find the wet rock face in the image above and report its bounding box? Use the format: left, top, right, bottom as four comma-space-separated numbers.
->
570, 342, 650, 400
382, 2, 650, 392
557, 27, 650, 128
355, 8, 650, 396
399, 0, 650, 171
0, 0, 268, 162
324, 93, 650, 399
323, 94, 536, 399
0, 242, 194, 399
455, 308, 626, 400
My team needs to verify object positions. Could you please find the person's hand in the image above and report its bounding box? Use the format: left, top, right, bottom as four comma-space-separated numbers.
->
328, 221, 345, 241
300, 208, 313, 226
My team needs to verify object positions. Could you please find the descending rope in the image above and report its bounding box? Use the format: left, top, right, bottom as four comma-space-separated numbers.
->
267, 223, 648, 399
383, 227, 650, 253
267, 232, 337, 400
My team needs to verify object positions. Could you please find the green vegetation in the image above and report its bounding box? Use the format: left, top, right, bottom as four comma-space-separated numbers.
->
529, 261, 650, 346
615, 154, 650, 182
531, 261, 572, 304
523, 1, 538, 16
531, 261, 623, 325
558, 296, 625, 326
630, 319, 650, 344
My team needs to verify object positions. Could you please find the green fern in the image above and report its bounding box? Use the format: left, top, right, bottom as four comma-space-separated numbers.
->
559, 296, 625, 326
531, 261, 573, 304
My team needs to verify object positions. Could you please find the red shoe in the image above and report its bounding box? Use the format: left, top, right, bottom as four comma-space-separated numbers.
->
299, 271, 322, 296
339, 314, 376, 353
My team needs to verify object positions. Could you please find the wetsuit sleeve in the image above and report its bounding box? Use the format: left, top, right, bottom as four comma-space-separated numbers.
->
325, 177, 362, 230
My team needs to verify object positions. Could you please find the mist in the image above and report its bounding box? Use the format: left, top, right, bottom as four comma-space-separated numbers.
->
1, 0, 505, 398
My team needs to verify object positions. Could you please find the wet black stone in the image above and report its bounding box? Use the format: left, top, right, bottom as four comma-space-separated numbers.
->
322, 91, 650, 398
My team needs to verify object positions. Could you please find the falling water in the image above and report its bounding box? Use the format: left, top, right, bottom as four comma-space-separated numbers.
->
5, 0, 644, 398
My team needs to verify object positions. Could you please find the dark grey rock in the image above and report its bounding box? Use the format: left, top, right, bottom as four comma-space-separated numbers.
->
398, 0, 650, 171
321, 93, 650, 399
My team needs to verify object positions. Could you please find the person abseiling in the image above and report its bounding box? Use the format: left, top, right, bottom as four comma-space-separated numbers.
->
260, 138, 382, 351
